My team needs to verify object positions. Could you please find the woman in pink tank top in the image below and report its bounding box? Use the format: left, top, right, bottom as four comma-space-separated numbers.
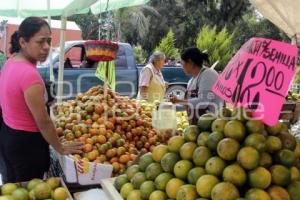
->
0, 17, 83, 183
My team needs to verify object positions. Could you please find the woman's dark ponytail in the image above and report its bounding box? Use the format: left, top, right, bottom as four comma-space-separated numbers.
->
200, 52, 209, 64
10, 31, 21, 54
181, 47, 210, 67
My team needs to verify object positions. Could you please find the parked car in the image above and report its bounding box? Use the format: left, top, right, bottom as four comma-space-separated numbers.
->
38, 40, 190, 101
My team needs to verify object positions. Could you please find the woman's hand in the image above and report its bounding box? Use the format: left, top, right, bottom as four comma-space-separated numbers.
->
169, 95, 180, 104
169, 94, 187, 104
57, 139, 84, 155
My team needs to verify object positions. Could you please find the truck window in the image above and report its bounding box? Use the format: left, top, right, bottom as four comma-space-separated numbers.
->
115, 45, 127, 68
65, 46, 83, 68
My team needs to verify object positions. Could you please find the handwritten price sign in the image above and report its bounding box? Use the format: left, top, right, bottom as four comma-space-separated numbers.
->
212, 38, 298, 126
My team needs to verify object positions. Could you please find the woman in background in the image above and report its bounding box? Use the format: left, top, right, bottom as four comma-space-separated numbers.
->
170, 47, 223, 124
138, 51, 167, 102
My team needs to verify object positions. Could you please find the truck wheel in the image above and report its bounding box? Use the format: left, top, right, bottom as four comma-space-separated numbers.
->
166, 85, 186, 100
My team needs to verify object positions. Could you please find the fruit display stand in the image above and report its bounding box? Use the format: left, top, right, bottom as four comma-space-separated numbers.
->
100, 178, 123, 200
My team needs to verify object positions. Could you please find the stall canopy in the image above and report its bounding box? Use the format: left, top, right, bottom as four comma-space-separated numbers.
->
0, 0, 96, 17
250, 0, 300, 45
91, 0, 150, 14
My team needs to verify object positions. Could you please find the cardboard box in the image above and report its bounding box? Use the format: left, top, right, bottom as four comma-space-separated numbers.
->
55, 151, 113, 185
100, 178, 123, 200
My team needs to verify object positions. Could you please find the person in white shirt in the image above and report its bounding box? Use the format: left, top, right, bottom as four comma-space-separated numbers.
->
137, 51, 167, 102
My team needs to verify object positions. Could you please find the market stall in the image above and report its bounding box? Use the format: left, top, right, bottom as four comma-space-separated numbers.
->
101, 38, 300, 200
250, 0, 300, 126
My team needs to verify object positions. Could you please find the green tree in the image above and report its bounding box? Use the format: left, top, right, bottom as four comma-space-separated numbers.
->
114, 5, 159, 43
68, 12, 99, 40
176, 0, 251, 47
155, 30, 179, 60
233, 14, 289, 49
133, 45, 147, 64
196, 25, 235, 71
137, 0, 250, 54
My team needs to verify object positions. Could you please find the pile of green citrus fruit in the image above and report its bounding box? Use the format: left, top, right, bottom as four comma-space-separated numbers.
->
0, 177, 69, 200
114, 107, 300, 200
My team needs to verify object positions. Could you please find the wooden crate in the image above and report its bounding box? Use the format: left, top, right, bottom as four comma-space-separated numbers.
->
281, 101, 296, 111
100, 178, 123, 200
280, 101, 299, 125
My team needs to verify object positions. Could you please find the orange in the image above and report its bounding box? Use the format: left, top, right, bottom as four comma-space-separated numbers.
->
155, 173, 174, 191
270, 165, 291, 186
114, 175, 129, 192
152, 145, 169, 162
224, 120, 246, 141
1, 183, 18, 195
246, 188, 271, 200
87, 150, 98, 161
149, 190, 167, 200
237, 146, 260, 170
176, 184, 198, 200
217, 138, 240, 161
97, 135, 107, 144
205, 157, 226, 177
266, 136, 282, 153
196, 174, 219, 198
211, 118, 227, 133
131, 172, 147, 189
174, 160, 193, 180
222, 164, 246, 187
290, 166, 300, 181
165, 178, 185, 199
268, 185, 291, 200
168, 136, 185, 152
211, 182, 240, 200
127, 190, 142, 200
187, 167, 206, 185
83, 143, 93, 153
193, 146, 212, 167
287, 181, 300, 200
161, 152, 180, 173
244, 133, 266, 152
248, 167, 271, 189
112, 162, 120, 173
52, 187, 68, 200
180, 142, 197, 160
145, 163, 163, 181
140, 181, 156, 200
119, 155, 131, 164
